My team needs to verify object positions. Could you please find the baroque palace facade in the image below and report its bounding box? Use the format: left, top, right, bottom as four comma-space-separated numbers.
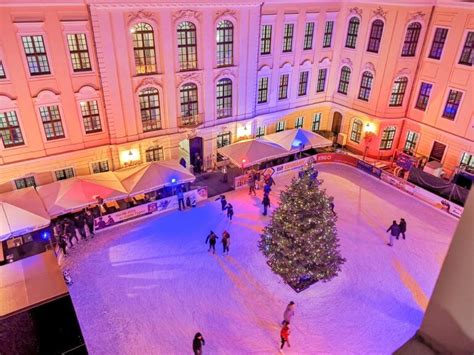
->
0, 0, 472, 192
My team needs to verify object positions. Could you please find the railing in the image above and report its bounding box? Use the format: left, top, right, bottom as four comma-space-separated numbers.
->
178, 114, 203, 128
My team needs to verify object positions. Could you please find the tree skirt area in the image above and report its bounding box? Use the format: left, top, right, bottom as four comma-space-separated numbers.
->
63, 164, 457, 354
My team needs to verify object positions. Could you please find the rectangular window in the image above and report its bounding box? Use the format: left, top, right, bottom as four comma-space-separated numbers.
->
295, 116, 304, 129
55, 168, 75, 181
459, 31, 473, 66
428, 28, 448, 60
257, 77, 269, 104
303, 22, 314, 50
312, 113, 321, 132
278, 74, 289, 100
0, 61, 6, 79
350, 121, 363, 143
276, 121, 285, 132
442, 89, 463, 120
0, 111, 24, 148
282, 24, 294, 53
298, 71, 309, 96
217, 132, 231, 149
316, 68, 327, 92
80, 100, 102, 133
21, 35, 50, 75
146, 146, 164, 162
14, 176, 36, 190
67, 33, 92, 72
323, 21, 334, 48
256, 126, 265, 138
380, 128, 396, 150
460, 152, 474, 169
415, 82, 432, 111
260, 25, 272, 55
404, 131, 418, 154
39, 105, 65, 140
91, 160, 110, 174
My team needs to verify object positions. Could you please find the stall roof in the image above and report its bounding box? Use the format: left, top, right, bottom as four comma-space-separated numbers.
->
0, 187, 50, 241
217, 139, 290, 168
37, 172, 128, 217
0, 251, 68, 319
263, 128, 333, 151
114, 160, 195, 196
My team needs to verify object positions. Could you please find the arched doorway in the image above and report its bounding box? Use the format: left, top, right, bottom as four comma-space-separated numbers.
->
178, 136, 203, 171
331, 112, 343, 136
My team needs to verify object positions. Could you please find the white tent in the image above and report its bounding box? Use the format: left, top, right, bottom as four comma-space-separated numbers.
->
114, 160, 195, 196
263, 128, 333, 151
217, 139, 289, 168
0, 187, 50, 241
37, 172, 128, 217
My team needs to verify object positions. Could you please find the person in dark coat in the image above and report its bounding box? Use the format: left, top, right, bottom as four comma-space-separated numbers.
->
225, 203, 234, 221
264, 174, 275, 187
179, 157, 187, 168
399, 218, 407, 239
194, 154, 202, 174
58, 236, 68, 256
263, 183, 272, 195
192, 332, 205, 355
64, 221, 79, 247
262, 193, 271, 216
74, 214, 87, 240
176, 188, 185, 211
248, 174, 256, 196
222, 230, 230, 255
386, 221, 401, 247
205, 231, 218, 254
84, 209, 95, 238
215, 195, 227, 211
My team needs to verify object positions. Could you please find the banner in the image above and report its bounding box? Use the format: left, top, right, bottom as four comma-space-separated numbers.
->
356, 160, 382, 178
94, 187, 208, 231
315, 153, 359, 166
395, 153, 417, 171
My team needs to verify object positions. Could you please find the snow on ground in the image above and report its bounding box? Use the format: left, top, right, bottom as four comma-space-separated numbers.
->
63, 164, 458, 355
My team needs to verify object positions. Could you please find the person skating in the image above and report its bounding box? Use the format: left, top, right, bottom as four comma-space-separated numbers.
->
205, 231, 218, 254
222, 230, 230, 255
280, 321, 291, 350
224, 203, 234, 221
262, 193, 271, 216
399, 218, 407, 239
283, 301, 296, 324
264, 174, 276, 188
263, 183, 272, 195
329, 201, 336, 216
84, 209, 95, 238
215, 195, 227, 211
176, 187, 185, 211
192, 332, 205, 355
386, 220, 401, 246
248, 174, 256, 196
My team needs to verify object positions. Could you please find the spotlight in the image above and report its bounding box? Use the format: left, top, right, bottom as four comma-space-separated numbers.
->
41, 231, 51, 240
171, 178, 177, 184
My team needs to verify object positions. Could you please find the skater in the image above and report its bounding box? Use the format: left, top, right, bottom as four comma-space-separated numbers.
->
280, 321, 291, 350
329, 201, 336, 215
84, 209, 95, 238
74, 214, 87, 240
263, 183, 272, 195
248, 173, 256, 196
225, 203, 234, 221
254, 170, 261, 190
262, 193, 271, 216
192, 332, 205, 355
399, 218, 407, 239
386, 220, 401, 247
205, 231, 218, 254
58, 235, 68, 256
215, 195, 227, 211
177, 187, 185, 211
264, 174, 276, 188
222, 230, 230, 254
283, 301, 296, 324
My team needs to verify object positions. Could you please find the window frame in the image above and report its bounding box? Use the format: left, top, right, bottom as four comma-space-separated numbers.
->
0, 60, 6, 79
282, 23, 295, 53
312, 113, 321, 132
295, 116, 304, 129
367, 19, 384, 53
139, 87, 162, 132
414, 82, 433, 111
216, 20, 234, 67
14, 176, 36, 190
350, 119, 363, 143
177, 21, 198, 71
146, 146, 164, 162
257, 77, 269, 104
90, 160, 110, 174
54, 167, 75, 181
428, 27, 448, 60
260, 24, 272, 55
345, 17, 360, 49
80, 100, 102, 134
66, 33, 92, 72
303, 22, 315, 50
337, 66, 351, 95
180, 83, 199, 119
358, 71, 374, 101
276, 120, 285, 132
216, 78, 233, 119
39, 105, 66, 140
316, 68, 328, 93
217, 131, 232, 149
323, 20, 334, 48
442, 89, 463, 120
278, 74, 289, 100
389, 77, 408, 107
401, 22, 422, 57
380, 126, 397, 150
458, 31, 473, 66
403, 131, 419, 154
0, 110, 25, 148
21, 35, 51, 76
298, 71, 309, 96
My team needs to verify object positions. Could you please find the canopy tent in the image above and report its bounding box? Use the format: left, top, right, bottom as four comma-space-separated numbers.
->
263, 128, 333, 151
37, 172, 128, 217
114, 160, 195, 196
0, 187, 50, 241
217, 139, 289, 168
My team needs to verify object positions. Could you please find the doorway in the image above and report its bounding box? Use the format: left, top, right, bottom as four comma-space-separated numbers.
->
429, 141, 446, 162
331, 112, 343, 136
178, 136, 203, 168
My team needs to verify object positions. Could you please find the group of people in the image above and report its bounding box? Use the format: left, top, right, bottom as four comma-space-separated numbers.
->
386, 218, 408, 247
205, 230, 231, 255
53, 208, 97, 256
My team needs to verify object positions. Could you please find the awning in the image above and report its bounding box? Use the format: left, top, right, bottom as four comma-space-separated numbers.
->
114, 160, 195, 196
217, 139, 289, 168
0, 187, 50, 241
263, 128, 333, 151
37, 172, 128, 217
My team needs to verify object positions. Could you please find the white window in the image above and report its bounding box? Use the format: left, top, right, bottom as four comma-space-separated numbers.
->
276, 121, 285, 132
295, 116, 304, 129
91, 160, 110, 174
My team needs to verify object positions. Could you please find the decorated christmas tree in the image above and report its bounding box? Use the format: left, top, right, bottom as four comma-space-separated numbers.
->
258, 162, 345, 292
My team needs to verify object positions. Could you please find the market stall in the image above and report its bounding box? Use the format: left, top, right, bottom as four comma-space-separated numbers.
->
262, 128, 333, 151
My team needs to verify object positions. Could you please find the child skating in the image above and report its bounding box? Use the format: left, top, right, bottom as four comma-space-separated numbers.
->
205, 231, 218, 254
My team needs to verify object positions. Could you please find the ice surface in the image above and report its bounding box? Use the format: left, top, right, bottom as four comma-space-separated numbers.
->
63, 164, 457, 354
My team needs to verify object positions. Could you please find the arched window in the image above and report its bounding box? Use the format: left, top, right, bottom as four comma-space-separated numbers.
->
358, 71, 373, 101
139, 88, 161, 132
380, 126, 396, 150
367, 20, 384, 53
338, 66, 351, 95
180, 83, 198, 125
131, 23, 157, 74
350, 119, 363, 143
345, 17, 360, 49
389, 77, 408, 107
146, 145, 164, 162
177, 22, 197, 71
216, 20, 233, 67
216, 78, 232, 119
402, 22, 422, 57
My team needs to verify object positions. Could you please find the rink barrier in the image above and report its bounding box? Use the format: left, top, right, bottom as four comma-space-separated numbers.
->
233, 153, 463, 218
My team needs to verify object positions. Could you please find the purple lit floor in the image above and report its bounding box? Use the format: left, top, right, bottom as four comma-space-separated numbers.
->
63, 164, 457, 354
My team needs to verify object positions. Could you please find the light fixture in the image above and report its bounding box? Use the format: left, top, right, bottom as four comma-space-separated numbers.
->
129, 150, 133, 157
171, 178, 177, 184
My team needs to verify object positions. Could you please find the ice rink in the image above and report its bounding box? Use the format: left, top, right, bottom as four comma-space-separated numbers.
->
64, 163, 458, 354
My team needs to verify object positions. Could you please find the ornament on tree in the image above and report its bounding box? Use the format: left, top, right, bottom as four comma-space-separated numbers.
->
258, 166, 345, 292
